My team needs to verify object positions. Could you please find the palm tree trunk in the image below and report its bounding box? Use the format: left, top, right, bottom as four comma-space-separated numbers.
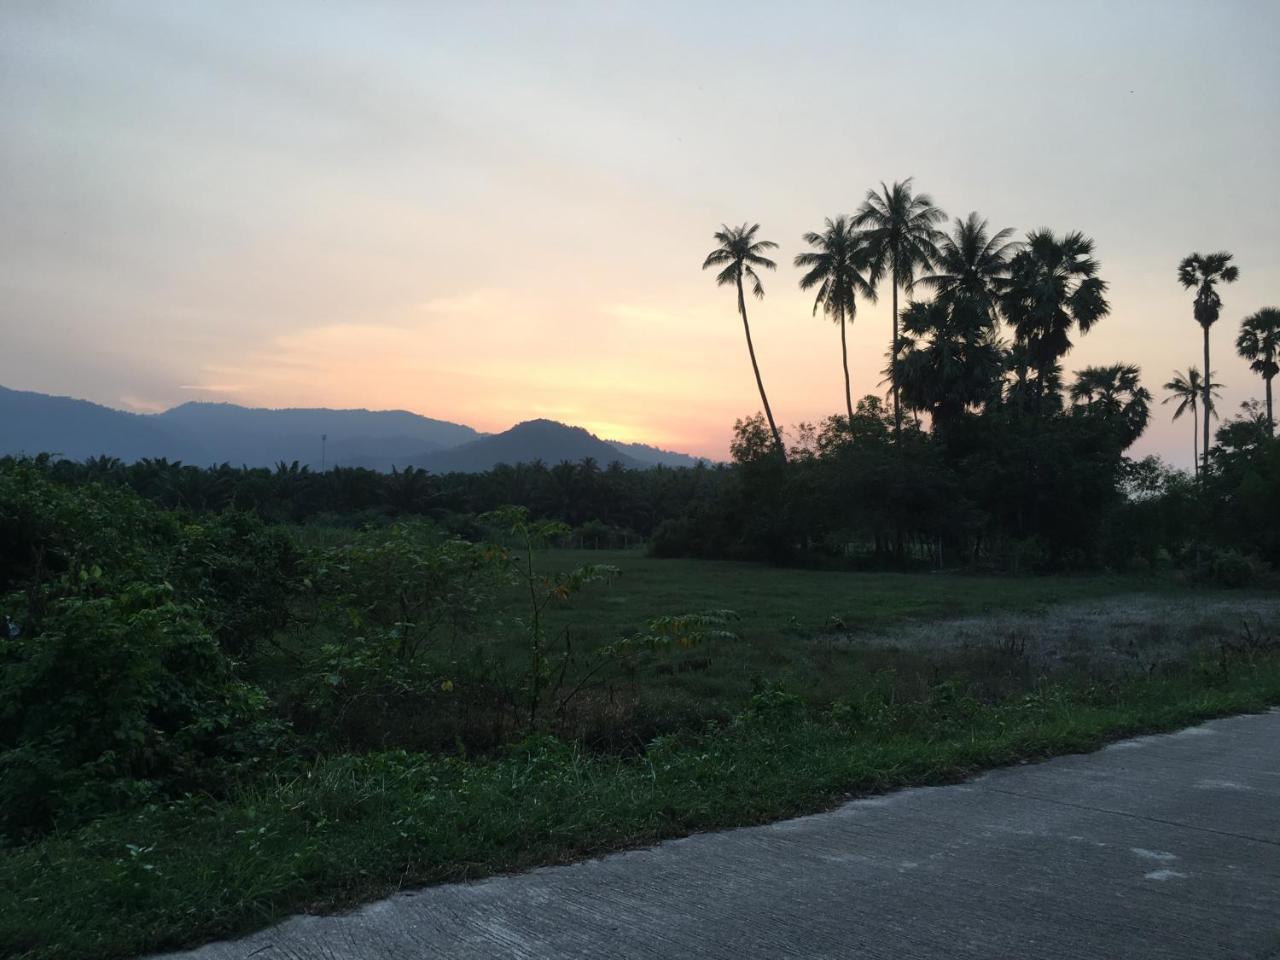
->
1192, 404, 1199, 478
834, 304, 855, 419
737, 277, 786, 462
891, 277, 901, 438
1266, 374, 1274, 437
1202, 325, 1211, 477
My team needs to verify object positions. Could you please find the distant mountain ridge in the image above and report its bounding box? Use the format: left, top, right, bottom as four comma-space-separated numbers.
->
0, 386, 705, 471
156, 401, 481, 468
410, 419, 646, 473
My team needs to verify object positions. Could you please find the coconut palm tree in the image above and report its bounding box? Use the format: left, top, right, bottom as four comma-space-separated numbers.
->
1178, 251, 1239, 474
795, 216, 876, 422
1236, 307, 1279, 435
703, 223, 785, 461
1002, 230, 1110, 413
918, 212, 1018, 320
852, 179, 947, 436
1162, 367, 1221, 476
1069, 363, 1152, 448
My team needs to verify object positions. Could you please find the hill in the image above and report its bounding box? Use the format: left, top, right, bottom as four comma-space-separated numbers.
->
414, 419, 645, 472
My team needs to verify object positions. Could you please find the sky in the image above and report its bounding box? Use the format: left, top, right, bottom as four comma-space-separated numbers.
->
1, 1, 1277, 465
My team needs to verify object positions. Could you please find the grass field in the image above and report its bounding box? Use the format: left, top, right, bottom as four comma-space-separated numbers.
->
528, 549, 1173, 638
485, 551, 1199, 739
5, 554, 1278, 960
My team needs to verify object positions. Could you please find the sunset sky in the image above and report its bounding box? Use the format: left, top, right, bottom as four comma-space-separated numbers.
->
2, 1, 1277, 464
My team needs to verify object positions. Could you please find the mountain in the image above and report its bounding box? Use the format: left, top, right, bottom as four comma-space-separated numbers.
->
154, 402, 479, 468
606, 439, 705, 468
412, 419, 645, 472
0, 387, 704, 472
0, 386, 209, 462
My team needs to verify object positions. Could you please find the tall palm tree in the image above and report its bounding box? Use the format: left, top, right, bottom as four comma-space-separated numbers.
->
852, 178, 947, 436
1236, 307, 1279, 435
1002, 230, 1110, 413
918, 212, 1018, 319
1162, 366, 1222, 476
1069, 363, 1152, 448
794, 216, 876, 422
702, 223, 786, 461
1178, 251, 1239, 474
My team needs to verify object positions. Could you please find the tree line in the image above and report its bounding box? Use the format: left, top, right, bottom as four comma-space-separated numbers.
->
692, 179, 1277, 570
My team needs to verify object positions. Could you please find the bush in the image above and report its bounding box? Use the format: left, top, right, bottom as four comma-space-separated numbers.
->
0, 585, 278, 841
1181, 546, 1262, 589
648, 517, 693, 558
1208, 549, 1257, 589
174, 511, 307, 656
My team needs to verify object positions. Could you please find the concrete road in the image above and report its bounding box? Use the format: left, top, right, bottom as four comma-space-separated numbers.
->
154, 710, 1280, 960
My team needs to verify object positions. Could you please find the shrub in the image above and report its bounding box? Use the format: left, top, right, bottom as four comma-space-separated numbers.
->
174, 511, 307, 656
1208, 549, 1256, 589
0, 584, 278, 841
648, 517, 693, 558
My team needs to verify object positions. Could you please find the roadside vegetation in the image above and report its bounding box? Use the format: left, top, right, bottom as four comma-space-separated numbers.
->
3, 457, 1279, 959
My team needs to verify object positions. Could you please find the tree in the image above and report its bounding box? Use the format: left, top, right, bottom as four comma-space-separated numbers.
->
1236, 307, 1279, 435
898, 299, 1004, 435
1003, 341, 1063, 413
853, 179, 947, 436
919, 211, 1018, 318
1178, 251, 1240, 474
794, 216, 876, 422
703, 223, 786, 461
1002, 230, 1110, 413
1069, 363, 1152, 449
1162, 367, 1222, 476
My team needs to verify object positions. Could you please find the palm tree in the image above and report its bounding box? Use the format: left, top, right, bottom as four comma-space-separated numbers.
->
795, 216, 876, 422
1178, 251, 1239, 474
703, 223, 786, 461
898, 299, 1004, 433
1236, 307, 1279, 435
1002, 230, 1110, 413
852, 178, 947, 436
1162, 367, 1222, 476
1069, 363, 1152, 448
919, 212, 1018, 319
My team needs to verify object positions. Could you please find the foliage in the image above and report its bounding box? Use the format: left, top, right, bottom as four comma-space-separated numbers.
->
1002, 229, 1109, 412
1236, 307, 1279, 432
1069, 363, 1152, 448
485, 506, 620, 726
7, 650, 1280, 960
173, 511, 306, 656
0, 587, 277, 842
315, 520, 502, 663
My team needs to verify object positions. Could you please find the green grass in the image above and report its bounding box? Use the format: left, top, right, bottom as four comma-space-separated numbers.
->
484, 550, 1186, 727
5, 651, 1280, 960
532, 549, 1170, 637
